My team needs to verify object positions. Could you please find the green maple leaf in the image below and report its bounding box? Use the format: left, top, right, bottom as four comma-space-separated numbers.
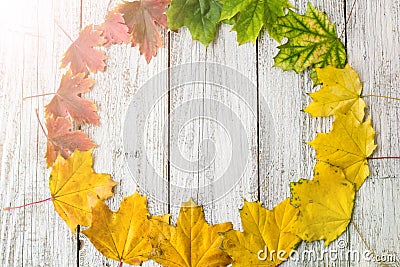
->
220, 0, 292, 44
167, 0, 222, 46
273, 3, 347, 73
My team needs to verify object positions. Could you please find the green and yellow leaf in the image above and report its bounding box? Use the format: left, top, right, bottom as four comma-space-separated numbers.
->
273, 3, 347, 73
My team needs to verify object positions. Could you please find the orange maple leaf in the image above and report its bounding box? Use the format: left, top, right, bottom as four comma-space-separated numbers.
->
96, 12, 131, 47
45, 117, 96, 167
61, 25, 107, 73
117, 0, 170, 63
45, 70, 100, 125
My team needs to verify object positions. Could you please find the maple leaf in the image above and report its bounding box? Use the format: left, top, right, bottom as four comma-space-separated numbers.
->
309, 113, 377, 190
61, 25, 107, 74
96, 11, 131, 47
220, 0, 292, 44
290, 162, 356, 246
82, 192, 168, 265
49, 150, 117, 232
221, 198, 301, 266
117, 0, 170, 63
45, 70, 100, 125
273, 3, 347, 73
149, 198, 232, 266
221, 232, 275, 266
45, 116, 96, 167
304, 64, 366, 122
167, 0, 221, 46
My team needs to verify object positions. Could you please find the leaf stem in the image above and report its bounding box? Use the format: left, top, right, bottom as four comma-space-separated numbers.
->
339, 0, 358, 39
351, 221, 389, 267
362, 94, 400, 101
35, 109, 48, 139
54, 19, 74, 43
23, 92, 55, 100
118, 261, 123, 267
3, 197, 53, 211
106, 0, 113, 11
367, 156, 400, 160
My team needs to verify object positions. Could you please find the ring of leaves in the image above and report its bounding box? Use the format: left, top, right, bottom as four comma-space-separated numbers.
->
42, 1, 377, 266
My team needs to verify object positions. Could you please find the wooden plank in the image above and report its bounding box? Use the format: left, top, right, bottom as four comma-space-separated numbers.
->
168, 28, 207, 222
79, 0, 169, 266
257, 0, 349, 266
168, 23, 258, 230
0, 25, 5, 171
346, 1, 400, 265
0, 0, 81, 265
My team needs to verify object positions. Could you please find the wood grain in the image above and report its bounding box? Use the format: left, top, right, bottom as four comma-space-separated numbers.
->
347, 0, 400, 266
0, 0, 399, 266
168, 25, 258, 226
0, 0, 81, 265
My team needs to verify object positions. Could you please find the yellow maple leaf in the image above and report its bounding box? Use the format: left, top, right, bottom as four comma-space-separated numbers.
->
149, 198, 233, 267
221, 232, 275, 266
308, 112, 377, 189
304, 64, 366, 121
290, 162, 356, 246
49, 149, 117, 232
221, 199, 301, 266
82, 192, 166, 265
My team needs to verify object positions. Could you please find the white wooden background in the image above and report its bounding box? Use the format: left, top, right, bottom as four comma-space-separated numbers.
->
0, 0, 399, 266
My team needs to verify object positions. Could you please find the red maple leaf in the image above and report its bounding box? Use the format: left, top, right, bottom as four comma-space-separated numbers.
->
45, 70, 100, 125
96, 12, 130, 47
45, 117, 96, 167
61, 25, 107, 73
117, 0, 170, 63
